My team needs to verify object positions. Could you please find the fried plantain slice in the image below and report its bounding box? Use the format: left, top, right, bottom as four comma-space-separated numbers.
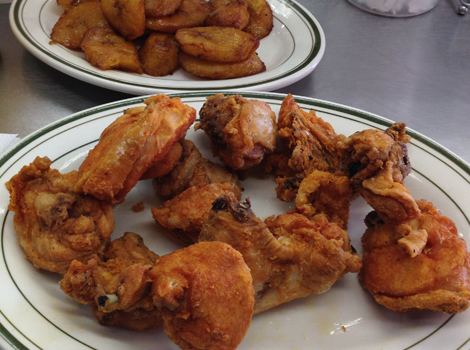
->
81, 27, 143, 73
206, 0, 250, 30
180, 52, 265, 79
100, 0, 145, 40
56, 0, 98, 11
139, 33, 179, 76
175, 26, 258, 63
145, 0, 182, 17
146, 0, 210, 33
244, 0, 273, 39
51, 2, 109, 50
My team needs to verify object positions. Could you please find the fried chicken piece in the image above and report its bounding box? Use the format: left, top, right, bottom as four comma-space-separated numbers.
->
295, 170, 352, 228
141, 141, 183, 179
360, 161, 420, 222
199, 196, 361, 314
5, 157, 114, 274
154, 139, 239, 198
81, 27, 143, 73
149, 241, 254, 350
361, 200, 470, 313
198, 94, 277, 170
344, 122, 411, 191
152, 182, 241, 243
146, 0, 210, 33
100, 0, 145, 40
206, 0, 250, 30
145, 0, 182, 17
77, 95, 196, 203
51, 2, 110, 50
60, 232, 162, 330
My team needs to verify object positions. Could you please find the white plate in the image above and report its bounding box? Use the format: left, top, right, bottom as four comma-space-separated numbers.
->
0, 92, 469, 350
8, 0, 325, 94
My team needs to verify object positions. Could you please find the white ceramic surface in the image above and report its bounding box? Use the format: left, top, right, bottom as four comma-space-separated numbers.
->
8, 0, 325, 94
0, 92, 469, 350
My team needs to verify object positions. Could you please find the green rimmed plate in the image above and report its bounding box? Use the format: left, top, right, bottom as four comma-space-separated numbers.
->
0, 91, 469, 350
9, 0, 325, 94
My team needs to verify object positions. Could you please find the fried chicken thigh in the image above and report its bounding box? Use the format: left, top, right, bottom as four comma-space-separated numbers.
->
199, 196, 361, 313
149, 241, 254, 350
361, 200, 470, 313
77, 95, 196, 203
198, 94, 277, 170
6, 157, 114, 274
154, 139, 239, 198
152, 182, 241, 243
60, 232, 162, 330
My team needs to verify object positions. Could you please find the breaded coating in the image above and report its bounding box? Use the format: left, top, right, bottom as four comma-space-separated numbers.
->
5, 157, 114, 274
152, 182, 241, 242
175, 27, 259, 63
198, 94, 277, 170
360, 161, 420, 222
81, 27, 143, 73
149, 241, 254, 350
199, 196, 361, 314
179, 52, 266, 79
206, 0, 250, 30
77, 95, 196, 203
344, 122, 411, 191
145, 0, 182, 17
154, 139, 239, 198
51, 2, 109, 50
139, 33, 179, 77
141, 141, 183, 179
146, 0, 210, 33
244, 0, 273, 39
60, 232, 162, 330
295, 170, 352, 228
361, 200, 470, 313
100, 0, 145, 40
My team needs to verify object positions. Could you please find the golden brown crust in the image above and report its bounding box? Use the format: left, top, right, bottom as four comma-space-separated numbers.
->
139, 33, 180, 77
179, 52, 265, 79
6, 157, 114, 274
51, 2, 109, 50
141, 141, 183, 179
244, 0, 273, 39
77, 95, 196, 203
149, 241, 254, 350
100, 0, 146, 40
206, 0, 250, 30
81, 27, 143, 73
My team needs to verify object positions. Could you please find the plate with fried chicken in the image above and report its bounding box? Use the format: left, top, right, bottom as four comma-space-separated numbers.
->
9, 0, 324, 94
0, 91, 468, 350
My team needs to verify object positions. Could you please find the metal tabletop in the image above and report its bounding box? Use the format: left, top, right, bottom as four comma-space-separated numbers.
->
0, 0, 469, 162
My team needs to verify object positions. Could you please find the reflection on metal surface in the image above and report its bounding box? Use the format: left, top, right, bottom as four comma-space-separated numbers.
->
329, 317, 363, 335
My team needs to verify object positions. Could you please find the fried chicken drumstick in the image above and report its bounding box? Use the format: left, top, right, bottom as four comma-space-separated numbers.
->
77, 95, 196, 203
6, 157, 114, 274
199, 196, 361, 314
361, 200, 470, 313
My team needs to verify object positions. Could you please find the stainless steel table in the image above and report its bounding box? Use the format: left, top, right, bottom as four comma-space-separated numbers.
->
0, 0, 469, 162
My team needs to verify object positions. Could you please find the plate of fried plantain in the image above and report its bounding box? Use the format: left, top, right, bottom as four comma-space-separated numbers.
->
9, 0, 325, 94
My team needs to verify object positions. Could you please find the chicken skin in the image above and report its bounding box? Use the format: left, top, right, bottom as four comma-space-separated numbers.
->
199, 196, 361, 313
149, 241, 254, 350
361, 200, 470, 313
152, 182, 241, 243
198, 94, 277, 170
154, 139, 239, 198
60, 232, 162, 331
6, 157, 114, 274
77, 95, 196, 203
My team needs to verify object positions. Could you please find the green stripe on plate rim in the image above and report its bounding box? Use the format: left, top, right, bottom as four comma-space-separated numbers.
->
13, 0, 321, 91
0, 91, 468, 350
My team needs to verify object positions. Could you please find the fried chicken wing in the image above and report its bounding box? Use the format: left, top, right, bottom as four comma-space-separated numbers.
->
5, 157, 114, 274
60, 232, 162, 330
344, 122, 411, 191
154, 139, 239, 198
199, 196, 361, 313
149, 241, 254, 350
361, 200, 470, 313
77, 95, 196, 203
198, 94, 277, 170
295, 170, 352, 228
141, 141, 183, 180
152, 182, 241, 242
